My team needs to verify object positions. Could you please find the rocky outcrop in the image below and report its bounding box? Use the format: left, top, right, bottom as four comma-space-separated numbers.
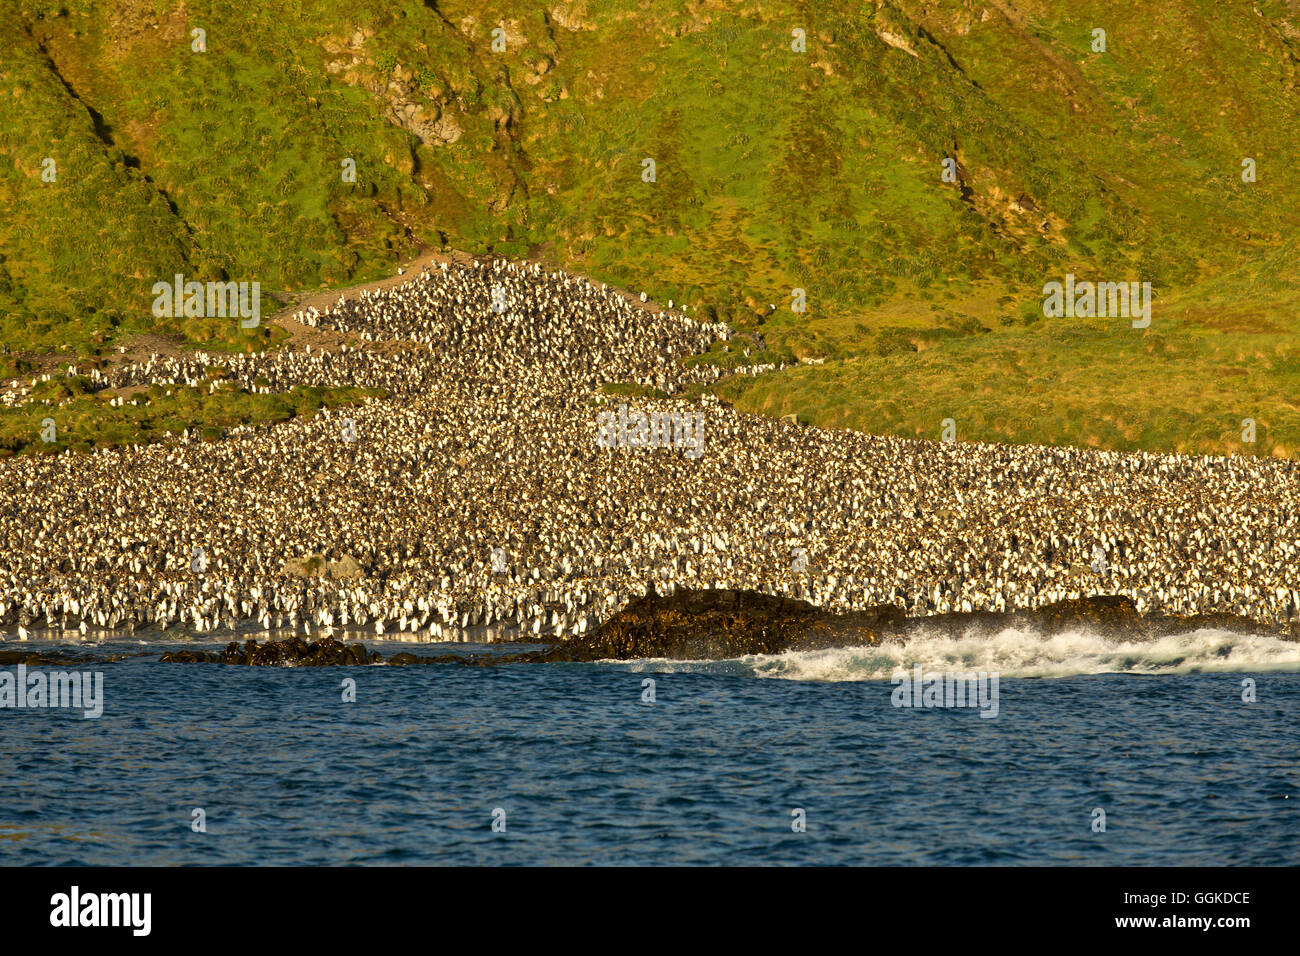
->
386, 96, 462, 147
0, 649, 149, 666
536, 587, 905, 661
878, 30, 920, 56
282, 553, 364, 581
326, 554, 364, 580
549, 3, 596, 32
282, 555, 325, 578
534, 588, 1294, 661
160, 637, 379, 666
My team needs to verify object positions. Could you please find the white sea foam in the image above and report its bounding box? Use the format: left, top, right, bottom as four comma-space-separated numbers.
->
603, 627, 1300, 681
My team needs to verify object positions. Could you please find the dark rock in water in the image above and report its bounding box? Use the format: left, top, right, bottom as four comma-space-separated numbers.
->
1166, 611, 1286, 638
536, 588, 906, 662
0, 649, 151, 666
1024, 596, 1279, 640
909, 595, 1282, 641
533, 588, 1290, 662
0, 649, 86, 667
159, 639, 527, 667
160, 637, 380, 666
905, 596, 1145, 639
156, 649, 221, 664
1035, 595, 1141, 634
387, 650, 513, 666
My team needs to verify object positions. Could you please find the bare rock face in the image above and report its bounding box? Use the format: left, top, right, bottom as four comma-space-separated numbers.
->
425, 113, 463, 145
385, 96, 461, 146
549, 3, 595, 32
878, 30, 920, 56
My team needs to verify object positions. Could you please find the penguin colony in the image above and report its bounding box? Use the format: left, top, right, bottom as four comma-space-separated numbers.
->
1, 259, 1298, 644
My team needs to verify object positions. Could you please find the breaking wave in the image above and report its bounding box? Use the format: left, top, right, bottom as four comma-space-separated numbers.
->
604, 627, 1300, 681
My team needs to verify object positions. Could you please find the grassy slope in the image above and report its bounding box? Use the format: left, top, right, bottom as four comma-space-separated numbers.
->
1, 379, 384, 455
2, 0, 1300, 455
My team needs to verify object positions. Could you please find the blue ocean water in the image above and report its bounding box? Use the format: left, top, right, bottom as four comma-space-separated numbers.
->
1, 634, 1297, 865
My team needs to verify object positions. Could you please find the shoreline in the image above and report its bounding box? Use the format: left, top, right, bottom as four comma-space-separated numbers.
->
3, 588, 1296, 648
4, 591, 1296, 670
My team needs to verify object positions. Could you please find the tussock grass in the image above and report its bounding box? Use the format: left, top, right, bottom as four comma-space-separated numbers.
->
3, 1, 1300, 455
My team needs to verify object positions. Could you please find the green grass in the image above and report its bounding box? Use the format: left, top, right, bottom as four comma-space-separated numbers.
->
0, 382, 384, 456
3, 1, 1300, 456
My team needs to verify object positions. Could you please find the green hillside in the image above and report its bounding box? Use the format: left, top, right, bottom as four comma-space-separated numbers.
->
3, 0, 1300, 455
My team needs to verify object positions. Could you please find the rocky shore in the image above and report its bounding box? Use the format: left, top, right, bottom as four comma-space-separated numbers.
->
148, 587, 1297, 667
